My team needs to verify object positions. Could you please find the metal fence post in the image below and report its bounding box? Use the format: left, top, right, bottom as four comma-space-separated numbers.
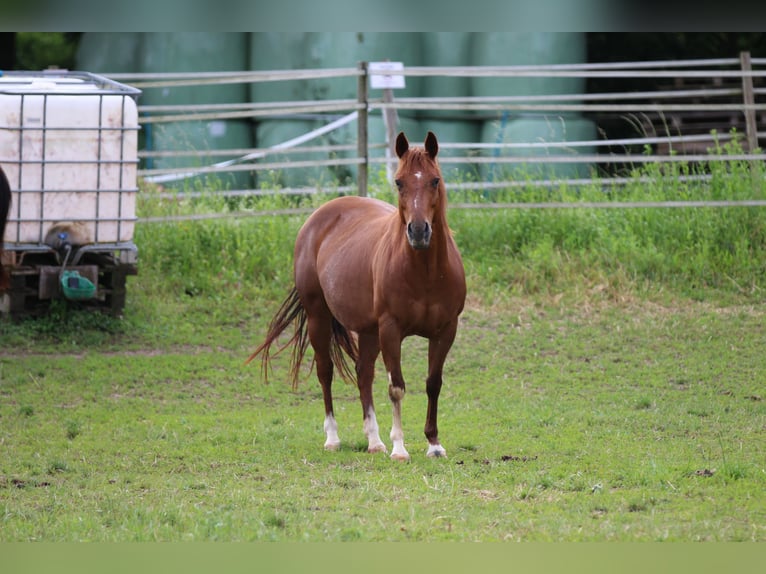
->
382, 87, 399, 186
739, 51, 762, 194
357, 61, 369, 197
739, 51, 759, 153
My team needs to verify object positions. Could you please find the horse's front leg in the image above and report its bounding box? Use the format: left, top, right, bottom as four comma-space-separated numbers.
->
356, 332, 386, 454
379, 319, 409, 461
424, 320, 459, 458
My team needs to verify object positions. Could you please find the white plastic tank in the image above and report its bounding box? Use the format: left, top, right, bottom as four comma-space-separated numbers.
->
0, 71, 140, 247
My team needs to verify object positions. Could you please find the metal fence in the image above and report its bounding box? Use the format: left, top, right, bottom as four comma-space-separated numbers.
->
108, 54, 766, 214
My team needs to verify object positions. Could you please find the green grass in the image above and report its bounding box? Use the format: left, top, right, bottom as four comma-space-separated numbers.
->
1, 140, 766, 541
1, 301, 765, 541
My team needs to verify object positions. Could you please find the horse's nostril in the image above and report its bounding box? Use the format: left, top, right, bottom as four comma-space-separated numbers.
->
406, 220, 432, 249
408, 221, 429, 235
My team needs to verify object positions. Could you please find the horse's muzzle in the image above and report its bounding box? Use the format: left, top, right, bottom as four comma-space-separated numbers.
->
407, 221, 432, 250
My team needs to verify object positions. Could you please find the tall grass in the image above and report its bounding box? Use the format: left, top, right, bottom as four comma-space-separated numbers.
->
135, 135, 766, 310
452, 136, 766, 302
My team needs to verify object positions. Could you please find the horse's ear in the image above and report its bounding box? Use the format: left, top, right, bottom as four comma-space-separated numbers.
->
395, 132, 409, 158
424, 131, 438, 158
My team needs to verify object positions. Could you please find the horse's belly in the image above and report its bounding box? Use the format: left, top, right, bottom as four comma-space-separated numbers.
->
317, 247, 377, 332
303, 198, 392, 333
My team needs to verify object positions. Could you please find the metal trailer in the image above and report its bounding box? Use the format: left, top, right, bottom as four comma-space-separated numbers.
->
0, 70, 141, 318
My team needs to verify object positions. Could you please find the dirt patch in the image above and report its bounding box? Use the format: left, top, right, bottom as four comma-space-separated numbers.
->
455, 454, 539, 466
693, 469, 715, 477
1, 477, 51, 489
0, 344, 228, 360
501, 454, 539, 463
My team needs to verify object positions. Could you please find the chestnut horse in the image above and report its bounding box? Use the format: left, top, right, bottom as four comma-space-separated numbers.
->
247, 131, 466, 460
0, 166, 10, 291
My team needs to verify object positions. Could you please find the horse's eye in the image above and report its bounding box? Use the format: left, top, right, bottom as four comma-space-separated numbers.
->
431, 177, 440, 187
395, 179, 403, 189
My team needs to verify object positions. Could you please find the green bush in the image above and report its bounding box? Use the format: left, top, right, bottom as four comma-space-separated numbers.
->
134, 132, 766, 309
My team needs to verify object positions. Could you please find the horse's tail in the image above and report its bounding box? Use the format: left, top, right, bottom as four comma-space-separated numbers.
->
245, 286, 358, 388
0, 166, 11, 292
329, 313, 359, 385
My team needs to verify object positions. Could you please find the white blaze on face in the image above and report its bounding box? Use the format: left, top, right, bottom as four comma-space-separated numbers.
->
414, 174, 423, 211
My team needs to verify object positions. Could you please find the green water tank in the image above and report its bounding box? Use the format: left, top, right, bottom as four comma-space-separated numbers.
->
138, 33, 254, 191
75, 32, 142, 74
480, 117, 596, 181
420, 33, 480, 181
254, 118, 344, 188
471, 32, 586, 99
249, 32, 328, 188
249, 32, 310, 103
471, 33, 596, 180
75, 33, 150, 161
304, 33, 423, 102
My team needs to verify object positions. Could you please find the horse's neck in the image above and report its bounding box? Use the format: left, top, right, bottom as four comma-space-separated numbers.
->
429, 214, 452, 253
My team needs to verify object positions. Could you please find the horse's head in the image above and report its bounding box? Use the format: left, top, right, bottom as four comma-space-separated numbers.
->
394, 131, 445, 250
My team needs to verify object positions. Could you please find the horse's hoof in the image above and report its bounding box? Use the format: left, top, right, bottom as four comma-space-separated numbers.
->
368, 443, 388, 454
390, 452, 411, 462
324, 441, 341, 451
426, 444, 447, 458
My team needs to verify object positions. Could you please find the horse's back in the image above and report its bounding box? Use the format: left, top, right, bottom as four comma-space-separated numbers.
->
296, 196, 394, 257
302, 196, 394, 235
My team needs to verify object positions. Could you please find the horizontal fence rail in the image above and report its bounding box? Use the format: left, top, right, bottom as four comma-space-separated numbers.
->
105, 55, 765, 219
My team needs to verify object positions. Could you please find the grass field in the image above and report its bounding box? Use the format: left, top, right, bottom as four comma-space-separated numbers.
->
1, 146, 766, 541
2, 296, 765, 541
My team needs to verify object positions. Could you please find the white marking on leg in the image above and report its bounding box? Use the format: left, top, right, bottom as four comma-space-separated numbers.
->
426, 443, 447, 458
323, 414, 340, 451
364, 408, 387, 453
388, 374, 410, 461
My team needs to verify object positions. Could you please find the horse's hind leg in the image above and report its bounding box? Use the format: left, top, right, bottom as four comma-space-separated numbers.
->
356, 333, 386, 454
306, 307, 340, 450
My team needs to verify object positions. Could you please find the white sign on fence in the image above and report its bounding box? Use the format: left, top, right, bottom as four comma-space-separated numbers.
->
369, 61, 405, 89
